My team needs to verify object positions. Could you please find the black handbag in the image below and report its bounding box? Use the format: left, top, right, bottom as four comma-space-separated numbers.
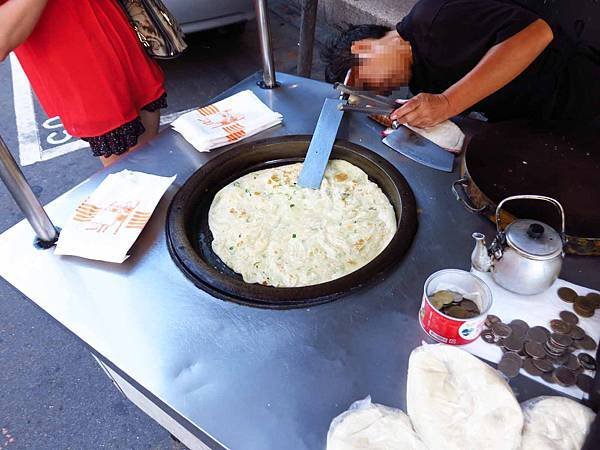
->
118, 0, 187, 59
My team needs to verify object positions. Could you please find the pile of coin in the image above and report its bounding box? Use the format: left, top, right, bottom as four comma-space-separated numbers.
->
557, 287, 600, 318
480, 314, 597, 393
429, 290, 480, 319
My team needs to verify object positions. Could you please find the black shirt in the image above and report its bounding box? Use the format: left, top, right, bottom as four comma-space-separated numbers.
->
396, 0, 584, 121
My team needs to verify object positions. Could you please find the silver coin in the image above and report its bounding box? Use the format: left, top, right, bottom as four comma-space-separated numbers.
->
575, 335, 597, 351
481, 329, 496, 344
499, 355, 521, 378
509, 319, 529, 337
569, 325, 586, 340
532, 358, 554, 373
563, 353, 581, 371
557, 287, 577, 303
550, 333, 573, 348
503, 335, 524, 353
503, 351, 523, 365
559, 310, 579, 325
553, 367, 576, 387
485, 314, 501, 328
578, 353, 597, 371
554, 352, 570, 366
524, 341, 545, 359
460, 299, 479, 313
492, 322, 512, 338
544, 341, 566, 357
526, 326, 550, 344
542, 371, 555, 384
523, 358, 543, 377
550, 319, 571, 335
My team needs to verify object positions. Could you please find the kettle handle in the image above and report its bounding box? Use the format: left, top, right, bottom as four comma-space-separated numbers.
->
496, 195, 566, 240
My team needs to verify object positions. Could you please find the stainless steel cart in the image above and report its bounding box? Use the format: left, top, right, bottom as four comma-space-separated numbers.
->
0, 2, 598, 449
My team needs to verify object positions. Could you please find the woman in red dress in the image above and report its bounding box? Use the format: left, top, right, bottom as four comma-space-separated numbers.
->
0, 0, 167, 166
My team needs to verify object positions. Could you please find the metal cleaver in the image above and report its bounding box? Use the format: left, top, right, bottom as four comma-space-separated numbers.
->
383, 126, 454, 172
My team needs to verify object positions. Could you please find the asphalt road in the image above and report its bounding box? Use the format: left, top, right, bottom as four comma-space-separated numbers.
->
0, 4, 327, 449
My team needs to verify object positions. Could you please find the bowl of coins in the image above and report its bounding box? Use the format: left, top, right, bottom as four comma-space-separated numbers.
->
419, 269, 493, 345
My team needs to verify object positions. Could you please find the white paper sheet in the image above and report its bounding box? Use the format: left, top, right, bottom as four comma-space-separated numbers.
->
464, 270, 600, 399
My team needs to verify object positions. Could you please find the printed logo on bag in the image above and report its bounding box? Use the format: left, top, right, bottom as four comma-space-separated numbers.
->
73, 200, 151, 234
196, 105, 247, 141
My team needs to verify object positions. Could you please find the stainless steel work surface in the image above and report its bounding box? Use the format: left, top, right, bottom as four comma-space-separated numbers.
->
0, 73, 598, 450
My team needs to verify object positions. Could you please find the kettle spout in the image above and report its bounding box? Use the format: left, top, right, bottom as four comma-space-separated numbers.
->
471, 232, 492, 272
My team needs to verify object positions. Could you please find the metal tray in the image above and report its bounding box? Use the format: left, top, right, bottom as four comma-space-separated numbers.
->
453, 119, 600, 255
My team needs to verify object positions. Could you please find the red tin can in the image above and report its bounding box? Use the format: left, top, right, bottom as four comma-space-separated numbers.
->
419, 269, 493, 345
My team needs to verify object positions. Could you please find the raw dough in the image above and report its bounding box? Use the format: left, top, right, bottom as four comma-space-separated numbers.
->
405, 120, 465, 153
520, 396, 595, 450
371, 115, 465, 153
407, 344, 523, 450
209, 160, 396, 287
327, 396, 428, 450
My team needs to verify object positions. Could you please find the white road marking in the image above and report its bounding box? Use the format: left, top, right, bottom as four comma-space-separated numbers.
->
9, 53, 194, 165
38, 109, 194, 162
42, 116, 72, 145
38, 139, 89, 162
9, 54, 41, 166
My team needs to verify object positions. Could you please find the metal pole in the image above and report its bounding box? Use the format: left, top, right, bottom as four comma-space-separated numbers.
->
297, 0, 318, 78
0, 136, 59, 247
254, 0, 277, 88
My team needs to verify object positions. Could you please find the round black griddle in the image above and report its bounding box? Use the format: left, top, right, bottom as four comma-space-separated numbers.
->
458, 119, 600, 256
166, 135, 418, 309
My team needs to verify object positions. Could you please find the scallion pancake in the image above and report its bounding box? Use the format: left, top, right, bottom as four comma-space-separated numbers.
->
209, 160, 396, 287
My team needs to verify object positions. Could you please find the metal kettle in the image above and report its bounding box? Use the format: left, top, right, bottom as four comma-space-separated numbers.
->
471, 195, 566, 295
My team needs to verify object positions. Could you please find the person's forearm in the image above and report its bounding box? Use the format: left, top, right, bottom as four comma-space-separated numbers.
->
0, 0, 48, 61
443, 19, 554, 116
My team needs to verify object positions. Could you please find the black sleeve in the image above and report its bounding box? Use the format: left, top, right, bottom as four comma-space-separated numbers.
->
441, 0, 540, 46
398, 0, 539, 45
398, 0, 540, 83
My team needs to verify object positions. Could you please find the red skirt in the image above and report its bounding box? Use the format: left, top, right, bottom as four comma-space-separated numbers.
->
10, 0, 165, 139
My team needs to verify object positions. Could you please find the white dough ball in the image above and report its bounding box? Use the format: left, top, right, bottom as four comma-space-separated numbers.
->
407, 344, 524, 450
327, 396, 428, 450
521, 396, 595, 450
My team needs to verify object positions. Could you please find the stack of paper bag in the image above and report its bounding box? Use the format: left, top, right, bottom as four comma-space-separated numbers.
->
171, 90, 283, 151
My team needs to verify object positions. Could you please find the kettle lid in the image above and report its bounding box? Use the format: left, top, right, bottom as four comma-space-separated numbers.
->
505, 219, 563, 258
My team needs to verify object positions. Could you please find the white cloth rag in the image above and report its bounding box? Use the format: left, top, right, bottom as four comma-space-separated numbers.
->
464, 270, 600, 399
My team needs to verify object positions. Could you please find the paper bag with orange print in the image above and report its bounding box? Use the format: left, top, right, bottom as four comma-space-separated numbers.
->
171, 90, 283, 152
55, 170, 176, 263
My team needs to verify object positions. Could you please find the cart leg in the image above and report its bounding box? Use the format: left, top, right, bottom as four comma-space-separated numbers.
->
0, 136, 59, 247
297, 0, 319, 78
254, 0, 278, 89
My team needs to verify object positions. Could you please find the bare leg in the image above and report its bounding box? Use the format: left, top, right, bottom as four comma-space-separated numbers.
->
100, 110, 161, 167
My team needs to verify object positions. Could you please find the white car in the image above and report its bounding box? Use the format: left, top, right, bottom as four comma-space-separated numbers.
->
164, 0, 255, 34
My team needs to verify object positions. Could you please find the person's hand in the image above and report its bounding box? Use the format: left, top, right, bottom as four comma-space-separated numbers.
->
390, 93, 452, 128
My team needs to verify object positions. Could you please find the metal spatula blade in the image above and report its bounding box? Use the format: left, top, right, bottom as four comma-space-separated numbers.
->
298, 98, 345, 189
383, 126, 454, 172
